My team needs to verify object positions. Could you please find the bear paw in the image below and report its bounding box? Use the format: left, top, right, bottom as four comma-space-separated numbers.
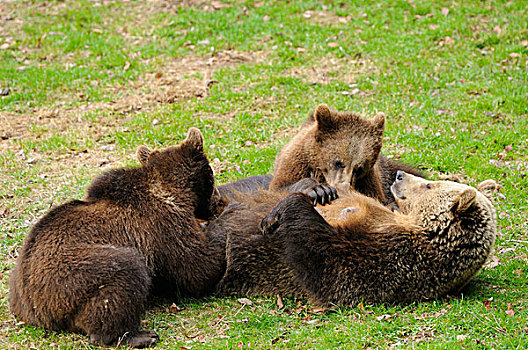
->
260, 206, 281, 235
305, 184, 338, 206
260, 193, 314, 234
118, 330, 159, 348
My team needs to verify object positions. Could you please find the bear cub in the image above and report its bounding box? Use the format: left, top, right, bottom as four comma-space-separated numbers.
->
9, 128, 227, 348
270, 104, 423, 205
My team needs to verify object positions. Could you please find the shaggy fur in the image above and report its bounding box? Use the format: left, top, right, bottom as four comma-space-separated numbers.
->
216, 172, 497, 305
269, 104, 423, 205
9, 128, 227, 347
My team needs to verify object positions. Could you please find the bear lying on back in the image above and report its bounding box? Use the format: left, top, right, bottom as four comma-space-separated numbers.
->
216, 172, 497, 305
269, 104, 423, 205
9, 128, 227, 348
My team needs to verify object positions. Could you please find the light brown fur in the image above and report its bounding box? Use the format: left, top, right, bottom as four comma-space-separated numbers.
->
270, 104, 424, 205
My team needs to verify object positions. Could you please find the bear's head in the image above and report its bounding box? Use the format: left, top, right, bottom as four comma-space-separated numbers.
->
391, 171, 498, 293
137, 127, 226, 220
308, 104, 385, 188
391, 171, 497, 245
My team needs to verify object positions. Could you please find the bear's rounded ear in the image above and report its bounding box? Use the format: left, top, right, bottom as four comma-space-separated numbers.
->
477, 179, 497, 201
137, 145, 152, 166
314, 104, 334, 132
185, 127, 204, 151
452, 188, 477, 213
371, 112, 385, 133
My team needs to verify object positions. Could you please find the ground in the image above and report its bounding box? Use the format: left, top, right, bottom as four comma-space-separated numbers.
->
1, 0, 527, 348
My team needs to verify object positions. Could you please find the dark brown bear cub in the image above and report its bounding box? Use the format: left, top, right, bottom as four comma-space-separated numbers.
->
9, 128, 227, 348
270, 104, 423, 205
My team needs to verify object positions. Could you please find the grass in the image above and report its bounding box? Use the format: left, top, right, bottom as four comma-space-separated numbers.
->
1, 0, 527, 348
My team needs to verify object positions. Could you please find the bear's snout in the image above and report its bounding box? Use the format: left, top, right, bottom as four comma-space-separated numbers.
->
395, 170, 405, 183
390, 172, 407, 200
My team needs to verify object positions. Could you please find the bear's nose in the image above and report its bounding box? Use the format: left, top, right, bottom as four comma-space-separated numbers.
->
396, 170, 405, 182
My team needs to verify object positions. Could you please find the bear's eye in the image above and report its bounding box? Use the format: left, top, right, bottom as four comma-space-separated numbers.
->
425, 184, 432, 189
333, 159, 345, 169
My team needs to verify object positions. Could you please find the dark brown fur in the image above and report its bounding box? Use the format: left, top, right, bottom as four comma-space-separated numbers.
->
9, 128, 227, 347
216, 173, 497, 305
269, 104, 424, 205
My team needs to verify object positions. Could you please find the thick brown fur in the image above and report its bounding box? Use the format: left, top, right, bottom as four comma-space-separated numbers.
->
269, 104, 424, 205
9, 128, 227, 347
216, 173, 497, 305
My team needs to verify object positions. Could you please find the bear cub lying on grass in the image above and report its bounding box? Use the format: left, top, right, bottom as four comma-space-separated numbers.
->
217, 172, 497, 305
9, 128, 227, 347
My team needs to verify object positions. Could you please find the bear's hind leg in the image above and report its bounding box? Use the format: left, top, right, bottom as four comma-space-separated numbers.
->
70, 246, 156, 348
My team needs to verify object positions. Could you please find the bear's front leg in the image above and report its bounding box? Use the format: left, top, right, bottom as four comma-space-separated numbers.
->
260, 193, 320, 235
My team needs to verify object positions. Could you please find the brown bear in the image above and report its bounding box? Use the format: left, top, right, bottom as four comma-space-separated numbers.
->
9, 128, 227, 348
218, 174, 336, 205
216, 172, 497, 305
269, 104, 424, 205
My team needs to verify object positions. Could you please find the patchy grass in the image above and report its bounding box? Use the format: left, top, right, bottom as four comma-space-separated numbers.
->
1, 0, 527, 348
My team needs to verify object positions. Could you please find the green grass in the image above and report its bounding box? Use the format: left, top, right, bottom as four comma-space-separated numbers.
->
1, 0, 527, 348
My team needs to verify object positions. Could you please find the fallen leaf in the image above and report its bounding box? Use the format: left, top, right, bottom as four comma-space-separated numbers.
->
499, 247, 515, 254
237, 297, 253, 306
263, 15, 270, 21
485, 255, 500, 269
310, 306, 326, 315
482, 297, 494, 311
0, 43, 10, 50
236, 341, 244, 348
211, 1, 229, 9
522, 40, 528, 47
506, 303, 515, 316
327, 42, 339, 48
442, 36, 455, 45
456, 334, 467, 342
429, 24, 438, 30
441, 7, 449, 15
168, 303, 182, 313
376, 314, 393, 321
509, 52, 520, 58
123, 61, 130, 71
504, 145, 513, 152
277, 295, 284, 309
493, 26, 501, 34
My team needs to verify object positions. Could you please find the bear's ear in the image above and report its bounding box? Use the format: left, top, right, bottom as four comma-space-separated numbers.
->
137, 145, 152, 166
371, 112, 385, 133
185, 127, 204, 152
452, 188, 477, 213
477, 179, 497, 201
313, 104, 335, 132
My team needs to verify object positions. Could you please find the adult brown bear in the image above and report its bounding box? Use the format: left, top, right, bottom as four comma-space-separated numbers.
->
216, 172, 497, 305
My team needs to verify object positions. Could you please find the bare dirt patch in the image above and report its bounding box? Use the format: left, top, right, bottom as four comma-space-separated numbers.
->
300, 9, 353, 26
285, 54, 379, 87
0, 49, 264, 150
